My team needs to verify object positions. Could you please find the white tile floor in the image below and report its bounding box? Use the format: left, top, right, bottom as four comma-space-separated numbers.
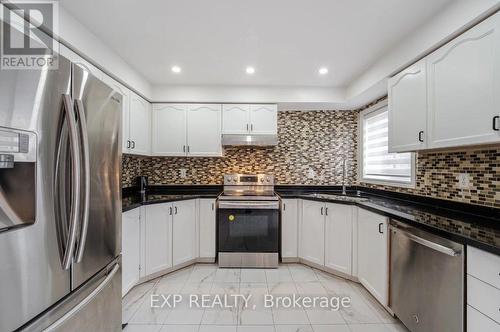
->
123, 264, 409, 332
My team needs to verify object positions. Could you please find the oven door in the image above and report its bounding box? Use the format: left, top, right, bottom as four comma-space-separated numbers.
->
218, 201, 279, 253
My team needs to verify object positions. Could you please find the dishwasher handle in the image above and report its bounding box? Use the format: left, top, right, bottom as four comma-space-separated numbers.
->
390, 226, 461, 257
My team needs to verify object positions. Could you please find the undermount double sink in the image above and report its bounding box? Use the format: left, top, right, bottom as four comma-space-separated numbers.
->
302, 192, 369, 203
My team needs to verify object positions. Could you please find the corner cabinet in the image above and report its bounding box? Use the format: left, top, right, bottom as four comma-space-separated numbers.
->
426, 13, 500, 149
388, 59, 427, 152
152, 104, 222, 157
144, 203, 173, 276
357, 208, 389, 306
222, 104, 277, 135
324, 204, 353, 276
388, 11, 500, 152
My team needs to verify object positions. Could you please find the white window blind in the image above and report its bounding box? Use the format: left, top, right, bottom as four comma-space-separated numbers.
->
361, 107, 413, 184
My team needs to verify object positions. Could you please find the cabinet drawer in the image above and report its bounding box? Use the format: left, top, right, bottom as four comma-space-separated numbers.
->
467, 275, 500, 324
468, 246, 500, 290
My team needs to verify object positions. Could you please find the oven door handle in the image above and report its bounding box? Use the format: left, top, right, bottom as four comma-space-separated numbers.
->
218, 201, 280, 210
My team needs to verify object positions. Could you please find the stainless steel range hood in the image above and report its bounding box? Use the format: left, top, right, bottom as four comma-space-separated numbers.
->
222, 134, 278, 146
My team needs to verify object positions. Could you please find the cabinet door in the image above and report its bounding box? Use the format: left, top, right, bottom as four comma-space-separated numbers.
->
467, 305, 500, 332
222, 104, 250, 134
300, 200, 325, 265
388, 59, 427, 152
122, 209, 140, 296
250, 104, 278, 135
172, 200, 197, 266
357, 208, 389, 306
198, 199, 216, 259
427, 12, 500, 149
187, 104, 222, 156
151, 104, 187, 156
282, 199, 299, 258
101, 76, 131, 153
324, 203, 352, 276
129, 93, 151, 155
144, 203, 172, 276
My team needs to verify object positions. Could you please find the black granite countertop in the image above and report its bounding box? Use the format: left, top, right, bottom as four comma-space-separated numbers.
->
122, 184, 500, 255
278, 186, 500, 255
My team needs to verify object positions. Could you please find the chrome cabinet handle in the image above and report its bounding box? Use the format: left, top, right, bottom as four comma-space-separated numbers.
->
320, 207, 324, 215
251, 124, 253, 131
74, 99, 91, 263
211, 203, 215, 210
58, 94, 81, 270
283, 203, 286, 211
169, 206, 172, 215
493, 116, 499, 131
127, 140, 131, 148
183, 145, 186, 153
378, 223, 384, 234
187, 146, 190, 153
174, 206, 178, 214
246, 124, 249, 131
325, 207, 328, 216
418, 130, 424, 142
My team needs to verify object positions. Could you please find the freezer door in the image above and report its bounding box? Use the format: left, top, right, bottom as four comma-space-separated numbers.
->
22, 259, 122, 332
71, 64, 122, 289
0, 58, 73, 331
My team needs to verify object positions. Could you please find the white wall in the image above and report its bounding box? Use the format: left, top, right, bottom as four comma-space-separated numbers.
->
346, 0, 500, 102
57, 7, 152, 98
152, 85, 348, 110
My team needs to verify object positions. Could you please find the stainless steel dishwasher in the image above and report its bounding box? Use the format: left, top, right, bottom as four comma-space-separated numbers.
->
390, 220, 464, 332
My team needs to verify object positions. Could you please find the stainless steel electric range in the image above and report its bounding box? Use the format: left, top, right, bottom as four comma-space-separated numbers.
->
217, 174, 279, 268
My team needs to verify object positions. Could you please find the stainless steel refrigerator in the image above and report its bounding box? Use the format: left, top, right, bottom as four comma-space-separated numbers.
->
0, 34, 122, 332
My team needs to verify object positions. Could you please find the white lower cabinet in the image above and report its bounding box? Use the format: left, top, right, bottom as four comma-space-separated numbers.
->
281, 199, 299, 259
144, 203, 173, 276
300, 200, 325, 265
198, 199, 216, 259
122, 208, 141, 296
468, 305, 500, 332
324, 203, 353, 276
172, 199, 197, 266
357, 208, 389, 306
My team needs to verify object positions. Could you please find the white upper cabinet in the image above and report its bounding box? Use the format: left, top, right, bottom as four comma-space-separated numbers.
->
300, 200, 325, 266
100, 76, 131, 153
281, 199, 299, 259
427, 12, 500, 148
172, 200, 197, 266
152, 103, 222, 157
129, 92, 151, 155
324, 203, 353, 276
222, 104, 278, 135
144, 203, 173, 276
388, 59, 427, 152
187, 104, 222, 156
357, 208, 389, 306
222, 104, 251, 134
249, 104, 278, 134
198, 199, 216, 259
152, 104, 187, 156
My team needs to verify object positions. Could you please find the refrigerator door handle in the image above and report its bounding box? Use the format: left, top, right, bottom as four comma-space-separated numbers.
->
44, 263, 120, 332
58, 94, 82, 270
74, 99, 91, 263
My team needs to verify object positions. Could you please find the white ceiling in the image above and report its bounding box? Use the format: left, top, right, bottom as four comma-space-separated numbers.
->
60, 0, 455, 88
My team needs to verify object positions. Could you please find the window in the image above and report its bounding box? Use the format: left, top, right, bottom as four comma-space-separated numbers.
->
360, 103, 415, 186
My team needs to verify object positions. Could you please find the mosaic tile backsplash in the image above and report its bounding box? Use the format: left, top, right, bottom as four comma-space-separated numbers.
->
122, 110, 359, 186
122, 107, 500, 208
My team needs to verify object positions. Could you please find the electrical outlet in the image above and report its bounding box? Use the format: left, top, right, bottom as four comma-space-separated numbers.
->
180, 168, 187, 178
307, 168, 316, 179
457, 173, 471, 189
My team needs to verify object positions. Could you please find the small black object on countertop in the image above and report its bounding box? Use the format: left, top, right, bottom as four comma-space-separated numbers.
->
122, 184, 500, 255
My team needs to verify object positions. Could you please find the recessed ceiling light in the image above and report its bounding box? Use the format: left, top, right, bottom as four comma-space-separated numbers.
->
246, 66, 255, 74
171, 66, 181, 73
319, 67, 329, 75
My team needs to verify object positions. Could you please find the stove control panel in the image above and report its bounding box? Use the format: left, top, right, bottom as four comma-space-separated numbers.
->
224, 174, 274, 186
